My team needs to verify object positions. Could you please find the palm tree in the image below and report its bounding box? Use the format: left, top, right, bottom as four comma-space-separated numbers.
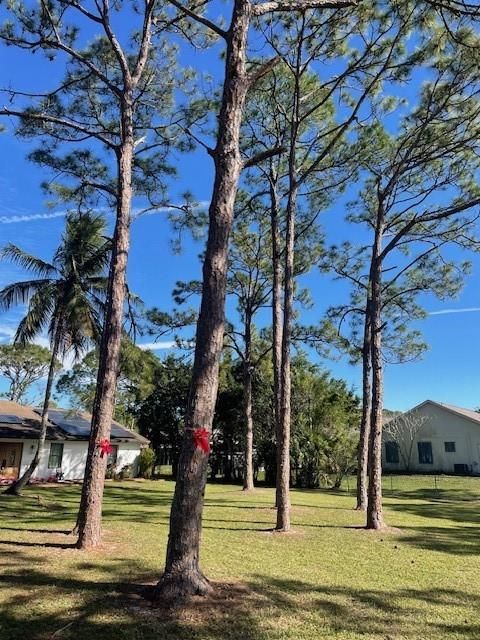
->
0, 212, 111, 495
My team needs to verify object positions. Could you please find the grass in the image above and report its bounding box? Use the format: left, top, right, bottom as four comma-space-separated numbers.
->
1, 475, 480, 640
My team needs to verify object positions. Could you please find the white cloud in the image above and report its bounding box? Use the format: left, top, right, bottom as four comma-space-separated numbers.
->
0, 201, 210, 226
429, 307, 480, 316
0, 211, 67, 225
138, 341, 176, 351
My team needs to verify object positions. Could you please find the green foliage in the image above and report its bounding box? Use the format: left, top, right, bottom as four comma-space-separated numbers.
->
0, 212, 111, 360
136, 355, 191, 475
131, 348, 359, 487
56, 338, 162, 427
290, 357, 360, 489
138, 448, 156, 479
0, 0, 192, 221
0, 343, 58, 403
323, 38, 480, 363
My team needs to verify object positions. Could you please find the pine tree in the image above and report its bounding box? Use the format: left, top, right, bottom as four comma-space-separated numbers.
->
0, 0, 180, 546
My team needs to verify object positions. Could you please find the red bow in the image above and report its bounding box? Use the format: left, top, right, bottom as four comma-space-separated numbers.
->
98, 439, 114, 458
193, 427, 211, 454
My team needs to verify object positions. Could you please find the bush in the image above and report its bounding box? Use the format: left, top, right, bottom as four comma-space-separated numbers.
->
138, 447, 156, 478
117, 464, 133, 480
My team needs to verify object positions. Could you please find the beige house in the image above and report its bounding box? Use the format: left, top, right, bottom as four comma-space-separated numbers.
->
382, 400, 480, 475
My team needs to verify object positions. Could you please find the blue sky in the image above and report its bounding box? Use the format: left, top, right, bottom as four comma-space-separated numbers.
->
0, 7, 479, 412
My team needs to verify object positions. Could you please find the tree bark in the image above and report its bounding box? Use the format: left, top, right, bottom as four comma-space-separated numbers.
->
355, 298, 372, 511
275, 176, 294, 530
76, 102, 134, 549
242, 361, 254, 491
269, 170, 283, 506
366, 216, 386, 531
155, 0, 251, 601
4, 321, 62, 496
243, 314, 254, 491
276, 28, 304, 531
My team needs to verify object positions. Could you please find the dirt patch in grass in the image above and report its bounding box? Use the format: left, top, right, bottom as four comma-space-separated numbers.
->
129, 581, 259, 623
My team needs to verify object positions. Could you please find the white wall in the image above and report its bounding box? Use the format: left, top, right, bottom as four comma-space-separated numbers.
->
382, 402, 480, 474
115, 442, 142, 476
3, 439, 143, 480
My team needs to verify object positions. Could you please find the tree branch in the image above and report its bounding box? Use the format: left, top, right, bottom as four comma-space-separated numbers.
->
243, 145, 287, 169
247, 56, 280, 88
380, 196, 480, 260
252, 0, 356, 16
165, 0, 228, 39
1, 107, 116, 149
98, 0, 132, 82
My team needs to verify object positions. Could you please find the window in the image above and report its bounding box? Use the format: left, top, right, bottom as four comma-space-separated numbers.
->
418, 441, 433, 464
445, 442, 456, 453
385, 441, 400, 464
107, 445, 118, 467
48, 443, 64, 469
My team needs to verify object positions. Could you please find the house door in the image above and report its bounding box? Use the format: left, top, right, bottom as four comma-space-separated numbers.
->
0, 443, 23, 479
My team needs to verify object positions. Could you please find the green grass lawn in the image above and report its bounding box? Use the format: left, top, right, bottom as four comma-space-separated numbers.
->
1, 475, 480, 640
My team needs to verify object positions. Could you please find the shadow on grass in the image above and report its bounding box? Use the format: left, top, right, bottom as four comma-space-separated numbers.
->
247, 576, 480, 638
2, 478, 480, 639
386, 493, 480, 525
0, 539, 76, 549
1, 561, 480, 640
0, 559, 268, 640
384, 485, 480, 503
399, 524, 480, 556
0, 526, 72, 534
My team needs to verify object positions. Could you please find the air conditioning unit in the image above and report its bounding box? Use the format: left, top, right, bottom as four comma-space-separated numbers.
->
454, 464, 470, 475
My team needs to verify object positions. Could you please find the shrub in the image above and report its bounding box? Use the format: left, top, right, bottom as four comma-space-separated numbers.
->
118, 464, 133, 480
138, 447, 156, 478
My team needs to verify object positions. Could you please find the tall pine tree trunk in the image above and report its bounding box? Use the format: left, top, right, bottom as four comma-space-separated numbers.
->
242, 361, 254, 491
276, 181, 296, 531
356, 298, 372, 511
76, 105, 134, 549
155, 0, 251, 600
269, 170, 283, 504
366, 219, 386, 530
4, 321, 62, 496
276, 33, 303, 531
243, 314, 254, 491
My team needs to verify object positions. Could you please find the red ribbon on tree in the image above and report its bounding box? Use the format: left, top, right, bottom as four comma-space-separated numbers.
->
98, 439, 114, 458
193, 427, 211, 454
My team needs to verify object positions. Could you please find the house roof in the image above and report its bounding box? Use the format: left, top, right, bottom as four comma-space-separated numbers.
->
431, 401, 480, 425
39, 408, 149, 444
0, 400, 65, 440
0, 400, 149, 444
397, 399, 480, 427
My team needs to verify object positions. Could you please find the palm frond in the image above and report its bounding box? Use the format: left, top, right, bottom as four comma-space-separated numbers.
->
2, 244, 57, 277
15, 284, 57, 345
55, 213, 109, 274
4, 212, 111, 357
61, 285, 104, 360
84, 276, 109, 296
79, 240, 112, 276
0, 279, 54, 311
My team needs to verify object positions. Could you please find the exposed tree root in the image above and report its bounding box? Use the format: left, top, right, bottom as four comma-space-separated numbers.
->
153, 569, 213, 603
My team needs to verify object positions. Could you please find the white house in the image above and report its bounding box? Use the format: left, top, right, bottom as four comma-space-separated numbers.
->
0, 400, 149, 482
382, 400, 480, 475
